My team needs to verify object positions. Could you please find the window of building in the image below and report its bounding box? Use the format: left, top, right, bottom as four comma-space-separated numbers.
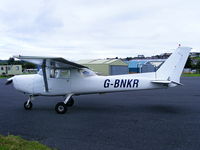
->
1, 67, 4, 70
16, 66, 19, 70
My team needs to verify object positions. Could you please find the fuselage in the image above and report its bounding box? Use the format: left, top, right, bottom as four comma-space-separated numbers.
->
11, 68, 167, 96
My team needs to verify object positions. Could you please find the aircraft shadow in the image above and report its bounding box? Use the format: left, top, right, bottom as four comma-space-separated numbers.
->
71, 103, 187, 115
142, 105, 183, 114
15, 101, 188, 115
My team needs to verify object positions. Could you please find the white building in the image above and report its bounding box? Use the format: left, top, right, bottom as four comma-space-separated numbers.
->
0, 65, 22, 75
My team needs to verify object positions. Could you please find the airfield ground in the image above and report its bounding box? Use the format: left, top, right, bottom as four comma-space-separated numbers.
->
0, 77, 200, 150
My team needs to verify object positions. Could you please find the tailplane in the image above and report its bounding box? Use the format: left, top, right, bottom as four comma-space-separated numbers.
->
155, 46, 191, 83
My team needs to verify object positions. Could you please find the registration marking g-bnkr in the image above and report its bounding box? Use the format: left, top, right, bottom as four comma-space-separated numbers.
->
104, 79, 139, 88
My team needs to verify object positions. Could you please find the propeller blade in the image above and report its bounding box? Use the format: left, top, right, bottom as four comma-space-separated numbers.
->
5, 77, 13, 85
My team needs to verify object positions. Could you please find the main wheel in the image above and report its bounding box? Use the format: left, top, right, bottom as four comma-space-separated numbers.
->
24, 101, 32, 110
55, 102, 68, 114
66, 97, 74, 107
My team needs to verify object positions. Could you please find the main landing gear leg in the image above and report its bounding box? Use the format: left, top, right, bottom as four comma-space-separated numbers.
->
55, 94, 74, 114
24, 95, 34, 110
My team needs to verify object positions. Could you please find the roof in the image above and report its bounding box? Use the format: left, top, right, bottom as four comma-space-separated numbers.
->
76, 59, 127, 65
0, 64, 22, 66
127, 59, 166, 68
128, 60, 148, 68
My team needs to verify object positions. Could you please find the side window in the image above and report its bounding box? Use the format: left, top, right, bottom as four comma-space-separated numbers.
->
50, 69, 70, 79
50, 61, 56, 78
59, 70, 70, 78
16, 66, 19, 70
50, 69, 56, 78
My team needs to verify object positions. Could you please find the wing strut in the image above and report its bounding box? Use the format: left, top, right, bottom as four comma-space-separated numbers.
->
42, 59, 49, 92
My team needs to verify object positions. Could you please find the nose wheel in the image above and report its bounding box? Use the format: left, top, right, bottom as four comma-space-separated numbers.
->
24, 101, 33, 110
24, 95, 34, 110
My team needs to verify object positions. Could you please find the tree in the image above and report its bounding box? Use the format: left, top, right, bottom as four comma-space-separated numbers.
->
196, 60, 200, 69
185, 56, 192, 68
7, 57, 15, 65
22, 62, 36, 70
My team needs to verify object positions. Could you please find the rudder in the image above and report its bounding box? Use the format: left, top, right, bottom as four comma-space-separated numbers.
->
155, 47, 191, 83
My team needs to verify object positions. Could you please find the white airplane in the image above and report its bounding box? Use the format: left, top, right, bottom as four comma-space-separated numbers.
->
6, 46, 191, 114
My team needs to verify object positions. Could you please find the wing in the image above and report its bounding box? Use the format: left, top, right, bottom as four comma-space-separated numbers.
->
13, 55, 88, 69
14, 55, 88, 92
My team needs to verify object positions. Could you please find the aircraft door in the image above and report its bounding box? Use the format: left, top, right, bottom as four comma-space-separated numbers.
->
48, 69, 71, 94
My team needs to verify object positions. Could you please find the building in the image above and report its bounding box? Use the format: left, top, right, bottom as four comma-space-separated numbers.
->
190, 52, 200, 58
127, 59, 166, 73
24, 69, 38, 74
76, 59, 128, 76
0, 65, 22, 75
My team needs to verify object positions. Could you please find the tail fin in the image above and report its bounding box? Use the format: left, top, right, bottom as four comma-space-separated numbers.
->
155, 46, 191, 83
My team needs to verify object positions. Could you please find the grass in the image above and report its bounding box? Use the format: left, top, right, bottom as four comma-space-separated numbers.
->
193, 57, 200, 60
0, 76, 10, 79
0, 75, 14, 79
0, 135, 53, 150
182, 73, 200, 77
0, 73, 35, 78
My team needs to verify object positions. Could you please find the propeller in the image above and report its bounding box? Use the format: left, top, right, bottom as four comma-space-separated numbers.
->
5, 77, 13, 85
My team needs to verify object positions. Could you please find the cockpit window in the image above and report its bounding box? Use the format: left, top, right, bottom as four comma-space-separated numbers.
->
80, 69, 96, 77
37, 69, 43, 75
82, 71, 90, 76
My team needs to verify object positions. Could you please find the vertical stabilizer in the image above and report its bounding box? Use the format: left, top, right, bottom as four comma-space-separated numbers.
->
156, 47, 191, 83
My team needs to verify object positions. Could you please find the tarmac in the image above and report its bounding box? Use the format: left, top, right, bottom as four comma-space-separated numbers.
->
0, 77, 200, 150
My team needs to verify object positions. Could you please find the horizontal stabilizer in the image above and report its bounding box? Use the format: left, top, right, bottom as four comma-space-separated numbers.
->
151, 80, 171, 84
151, 80, 183, 86
171, 81, 183, 86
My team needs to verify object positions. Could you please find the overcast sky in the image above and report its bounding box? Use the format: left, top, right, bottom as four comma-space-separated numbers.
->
0, 0, 200, 60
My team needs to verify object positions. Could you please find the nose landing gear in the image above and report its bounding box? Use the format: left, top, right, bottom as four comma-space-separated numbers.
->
24, 95, 34, 110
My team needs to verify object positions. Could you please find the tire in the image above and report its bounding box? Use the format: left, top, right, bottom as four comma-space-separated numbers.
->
24, 101, 32, 110
66, 97, 74, 107
55, 102, 67, 114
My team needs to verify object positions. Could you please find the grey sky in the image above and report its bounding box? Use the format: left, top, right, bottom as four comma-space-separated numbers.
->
0, 0, 199, 60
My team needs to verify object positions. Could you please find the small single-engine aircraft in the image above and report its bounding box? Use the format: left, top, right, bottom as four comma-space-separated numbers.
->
6, 47, 191, 114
